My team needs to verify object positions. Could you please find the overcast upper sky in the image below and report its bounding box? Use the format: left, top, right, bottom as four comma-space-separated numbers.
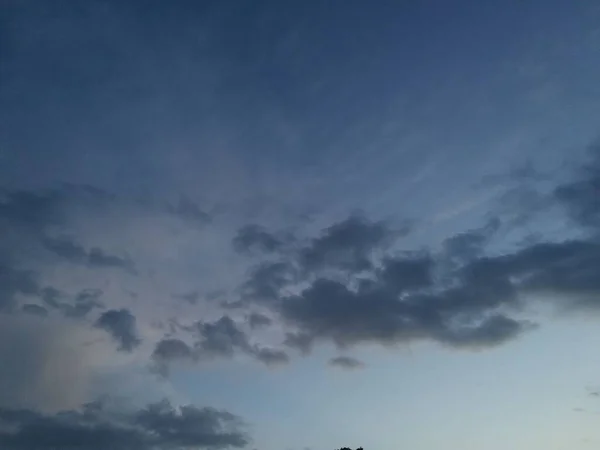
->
2, 1, 600, 449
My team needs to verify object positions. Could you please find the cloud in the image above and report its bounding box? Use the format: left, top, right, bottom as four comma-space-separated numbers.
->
233, 225, 283, 254
41, 235, 88, 261
67, 289, 104, 318
151, 338, 196, 377
246, 312, 272, 329
436, 315, 536, 349
0, 188, 67, 232
587, 387, 600, 397
42, 235, 135, 272
152, 316, 289, 375
240, 262, 295, 304
21, 304, 48, 317
3, 133, 600, 441
328, 356, 365, 370
195, 316, 289, 366
283, 332, 314, 355
276, 274, 530, 350
173, 291, 201, 305
0, 185, 112, 245
153, 338, 195, 363
235, 216, 404, 301
88, 247, 134, 271
0, 398, 249, 450
230, 146, 600, 356
31, 286, 104, 319
299, 215, 395, 273
236, 218, 540, 352
95, 309, 141, 352
377, 253, 434, 294
0, 265, 39, 311
0, 314, 107, 413
442, 218, 500, 263
251, 347, 289, 367
554, 142, 600, 229
167, 197, 211, 224
195, 316, 252, 358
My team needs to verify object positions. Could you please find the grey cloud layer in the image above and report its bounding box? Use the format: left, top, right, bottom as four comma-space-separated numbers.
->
230, 147, 600, 356
0, 399, 248, 450
42, 235, 135, 272
0, 186, 131, 314
235, 216, 531, 352
152, 316, 289, 375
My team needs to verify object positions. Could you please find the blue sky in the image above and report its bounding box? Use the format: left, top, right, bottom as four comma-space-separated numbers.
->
2, 1, 600, 450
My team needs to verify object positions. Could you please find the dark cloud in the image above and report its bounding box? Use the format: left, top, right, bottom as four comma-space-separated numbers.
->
0, 187, 137, 324
167, 197, 211, 224
37, 287, 104, 319
246, 312, 272, 329
0, 399, 249, 450
236, 216, 400, 301
196, 316, 252, 358
40, 286, 63, 309
173, 291, 201, 305
269, 201, 600, 353
135, 400, 248, 449
21, 304, 48, 317
0, 186, 112, 240
41, 235, 87, 261
328, 356, 365, 370
275, 253, 531, 350
153, 339, 195, 362
436, 315, 535, 349
241, 262, 295, 304
152, 316, 288, 374
442, 218, 500, 263
151, 338, 196, 377
235, 216, 539, 352
378, 253, 434, 294
0, 188, 65, 231
66, 289, 104, 318
554, 143, 600, 229
300, 215, 394, 273
0, 265, 39, 311
233, 225, 283, 254
42, 236, 134, 272
95, 309, 141, 352
283, 332, 314, 355
251, 347, 289, 367
225, 151, 600, 355
279, 278, 433, 349
88, 247, 134, 271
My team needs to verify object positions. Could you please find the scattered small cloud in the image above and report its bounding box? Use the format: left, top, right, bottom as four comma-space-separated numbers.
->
328, 356, 365, 370
95, 309, 141, 352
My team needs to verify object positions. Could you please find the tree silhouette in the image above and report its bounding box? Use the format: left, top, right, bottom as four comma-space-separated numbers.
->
337, 447, 363, 450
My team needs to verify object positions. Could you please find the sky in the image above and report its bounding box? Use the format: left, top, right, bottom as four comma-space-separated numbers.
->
2, 1, 600, 449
